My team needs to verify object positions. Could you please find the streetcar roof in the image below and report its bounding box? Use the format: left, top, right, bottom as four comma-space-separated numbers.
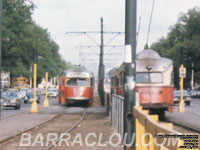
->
65, 67, 94, 78
111, 49, 173, 77
136, 49, 173, 72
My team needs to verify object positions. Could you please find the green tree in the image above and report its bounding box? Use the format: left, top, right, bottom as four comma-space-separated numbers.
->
151, 7, 200, 89
2, 0, 74, 84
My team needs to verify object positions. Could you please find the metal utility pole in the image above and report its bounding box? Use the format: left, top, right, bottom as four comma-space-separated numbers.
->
98, 17, 105, 105
99, 17, 104, 80
124, 0, 137, 149
0, 0, 2, 121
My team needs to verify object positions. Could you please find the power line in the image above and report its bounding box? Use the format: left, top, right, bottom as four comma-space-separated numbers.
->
145, 0, 155, 49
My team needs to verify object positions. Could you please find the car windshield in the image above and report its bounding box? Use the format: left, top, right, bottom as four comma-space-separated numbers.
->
7, 91, 18, 97
27, 92, 33, 95
48, 88, 57, 92
15, 84, 24, 87
2, 91, 8, 97
136, 72, 163, 83
21, 89, 27, 92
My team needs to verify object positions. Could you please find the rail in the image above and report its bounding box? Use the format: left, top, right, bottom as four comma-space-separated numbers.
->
46, 108, 87, 150
111, 94, 124, 137
133, 106, 199, 150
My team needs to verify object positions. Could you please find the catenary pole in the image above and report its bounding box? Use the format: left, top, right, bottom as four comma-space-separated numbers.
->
124, 0, 137, 149
98, 17, 105, 105
0, 0, 2, 121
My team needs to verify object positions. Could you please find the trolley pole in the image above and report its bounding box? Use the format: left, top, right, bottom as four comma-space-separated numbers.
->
0, 0, 2, 121
124, 0, 137, 149
43, 72, 49, 108
98, 17, 105, 106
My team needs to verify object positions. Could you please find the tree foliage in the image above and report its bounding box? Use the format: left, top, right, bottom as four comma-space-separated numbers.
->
2, 0, 73, 83
151, 7, 200, 89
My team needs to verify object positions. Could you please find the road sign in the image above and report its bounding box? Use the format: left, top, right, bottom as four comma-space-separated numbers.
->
179, 67, 186, 78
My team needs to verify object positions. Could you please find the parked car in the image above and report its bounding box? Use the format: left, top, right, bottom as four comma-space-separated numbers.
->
2, 91, 21, 109
20, 88, 28, 97
8, 88, 24, 103
189, 90, 199, 98
24, 90, 40, 104
173, 90, 191, 105
39, 88, 45, 95
48, 88, 58, 98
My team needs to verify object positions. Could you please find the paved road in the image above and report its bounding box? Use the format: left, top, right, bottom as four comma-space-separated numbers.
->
0, 95, 106, 120
165, 98, 200, 131
0, 95, 64, 120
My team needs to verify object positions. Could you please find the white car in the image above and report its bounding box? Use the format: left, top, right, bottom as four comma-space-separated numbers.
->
48, 88, 58, 98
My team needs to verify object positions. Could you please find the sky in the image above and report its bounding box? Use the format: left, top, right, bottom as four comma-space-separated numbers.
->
32, 0, 200, 76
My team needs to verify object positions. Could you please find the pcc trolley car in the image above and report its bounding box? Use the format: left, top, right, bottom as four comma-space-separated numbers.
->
111, 49, 174, 117
59, 67, 94, 106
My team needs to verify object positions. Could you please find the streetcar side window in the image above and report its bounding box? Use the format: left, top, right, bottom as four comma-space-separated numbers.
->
114, 76, 119, 87
90, 78, 94, 86
120, 72, 124, 86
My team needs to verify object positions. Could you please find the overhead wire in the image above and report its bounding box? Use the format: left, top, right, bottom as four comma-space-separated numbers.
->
145, 0, 155, 49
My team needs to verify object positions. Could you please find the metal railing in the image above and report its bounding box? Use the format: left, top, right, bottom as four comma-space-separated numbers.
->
111, 94, 124, 137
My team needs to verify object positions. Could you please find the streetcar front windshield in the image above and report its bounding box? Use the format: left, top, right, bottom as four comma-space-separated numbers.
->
67, 78, 89, 86
136, 72, 163, 83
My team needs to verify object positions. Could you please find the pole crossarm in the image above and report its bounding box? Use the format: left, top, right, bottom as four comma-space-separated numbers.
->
75, 45, 124, 48
75, 46, 99, 55
81, 52, 121, 56
66, 31, 100, 46
105, 32, 124, 46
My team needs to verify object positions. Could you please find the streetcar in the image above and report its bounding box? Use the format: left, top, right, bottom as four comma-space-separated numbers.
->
111, 49, 174, 117
59, 66, 95, 106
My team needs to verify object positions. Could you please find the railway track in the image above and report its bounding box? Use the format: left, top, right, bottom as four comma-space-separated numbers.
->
46, 108, 87, 150
0, 108, 87, 150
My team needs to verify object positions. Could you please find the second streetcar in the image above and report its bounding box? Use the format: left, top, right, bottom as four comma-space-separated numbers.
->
59, 66, 94, 106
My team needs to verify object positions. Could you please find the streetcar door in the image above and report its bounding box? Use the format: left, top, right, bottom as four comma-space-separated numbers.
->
59, 77, 66, 104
